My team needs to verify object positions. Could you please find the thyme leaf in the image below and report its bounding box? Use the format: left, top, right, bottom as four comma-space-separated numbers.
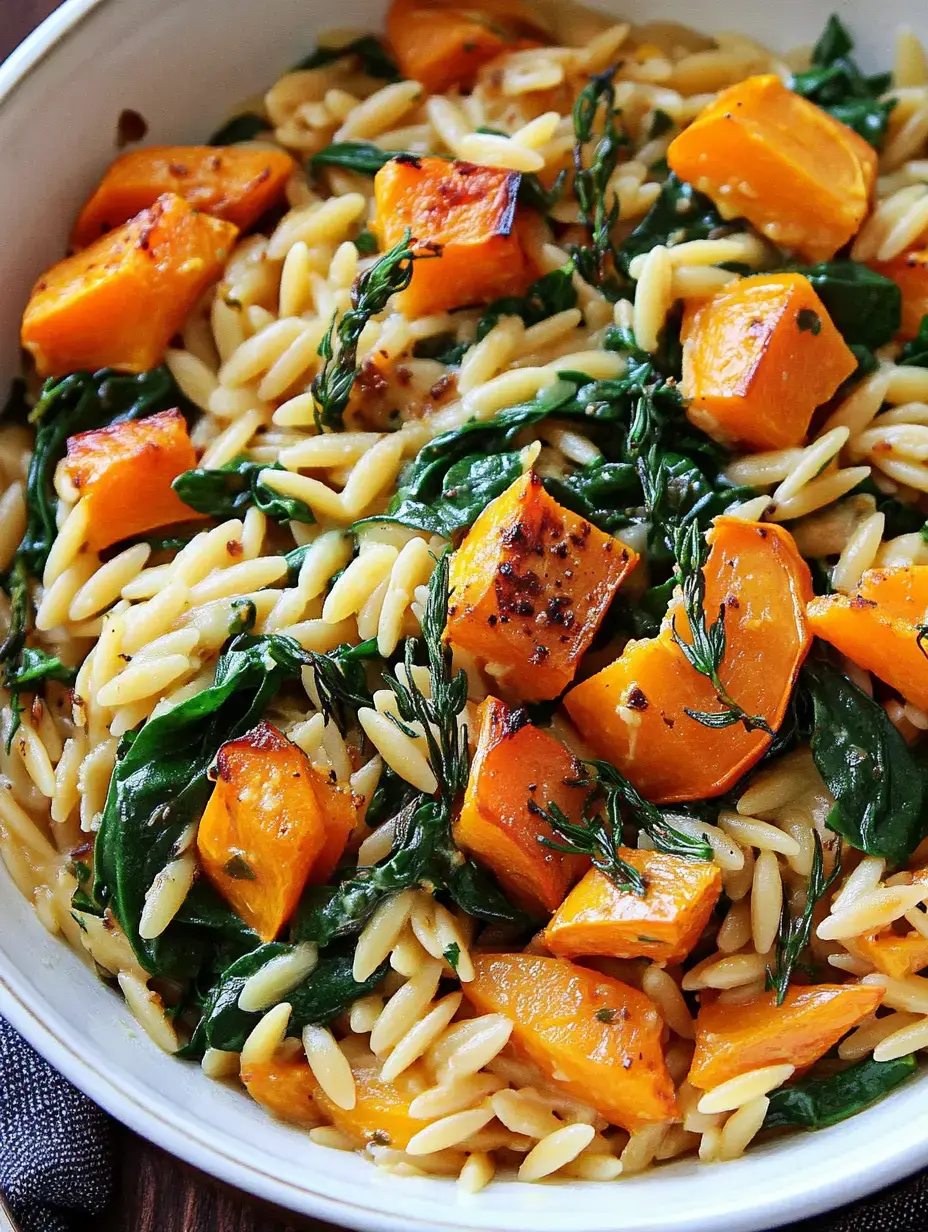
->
588, 758, 714, 862
311, 229, 418, 430
570, 67, 628, 294
766, 832, 843, 1004
531, 796, 646, 896
671, 521, 774, 735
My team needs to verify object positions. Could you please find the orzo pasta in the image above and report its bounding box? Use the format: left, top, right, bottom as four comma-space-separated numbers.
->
7, 0, 928, 1189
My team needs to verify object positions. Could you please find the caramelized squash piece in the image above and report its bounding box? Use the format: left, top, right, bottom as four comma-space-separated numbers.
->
373, 156, 534, 315
807, 566, 928, 711
453, 697, 589, 915
62, 408, 202, 552
22, 193, 237, 377
870, 248, 928, 339
688, 984, 885, 1090
308, 1040, 434, 1148
197, 721, 355, 941
386, 0, 543, 93
681, 273, 857, 451
565, 519, 813, 803
465, 954, 677, 1130
667, 74, 877, 262
70, 145, 293, 249
241, 1051, 320, 1127
446, 471, 638, 702
545, 853, 721, 965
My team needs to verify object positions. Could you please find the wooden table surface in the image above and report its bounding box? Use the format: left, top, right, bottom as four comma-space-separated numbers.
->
4, 5, 336, 1229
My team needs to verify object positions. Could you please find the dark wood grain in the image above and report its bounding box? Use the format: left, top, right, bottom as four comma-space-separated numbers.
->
3, 6, 342, 1230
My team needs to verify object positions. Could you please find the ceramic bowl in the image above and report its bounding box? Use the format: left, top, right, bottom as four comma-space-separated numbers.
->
0, 1, 925, 1227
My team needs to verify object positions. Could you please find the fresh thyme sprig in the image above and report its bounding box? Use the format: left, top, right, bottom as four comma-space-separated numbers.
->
532, 795, 646, 896
383, 551, 469, 802
589, 758, 714, 862
671, 521, 774, 735
571, 67, 628, 293
308, 637, 378, 732
312, 229, 417, 430
766, 832, 843, 1005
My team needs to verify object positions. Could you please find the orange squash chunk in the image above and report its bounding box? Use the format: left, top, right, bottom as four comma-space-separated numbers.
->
62, 408, 201, 552
373, 155, 534, 315
70, 146, 293, 249
241, 1052, 321, 1127
667, 75, 876, 263
453, 697, 589, 915
465, 954, 677, 1130
807, 566, 928, 711
681, 273, 857, 451
197, 721, 354, 941
565, 518, 813, 803
545, 853, 721, 965
870, 249, 928, 340
22, 193, 236, 378
688, 984, 885, 1090
308, 1040, 434, 1148
386, 0, 543, 93
446, 471, 638, 701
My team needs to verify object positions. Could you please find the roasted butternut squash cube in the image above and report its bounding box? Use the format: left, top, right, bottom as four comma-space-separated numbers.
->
22, 192, 237, 377
241, 1051, 321, 1127
465, 953, 678, 1130
807, 566, 928, 711
667, 74, 876, 262
70, 145, 294, 249
62, 408, 203, 552
870, 249, 928, 340
386, 0, 544, 94
545, 853, 721, 965
688, 984, 885, 1091
681, 273, 858, 451
197, 721, 355, 941
373, 155, 533, 315
565, 519, 813, 803
454, 697, 589, 915
446, 471, 638, 701
307, 1037, 435, 1148
855, 930, 928, 981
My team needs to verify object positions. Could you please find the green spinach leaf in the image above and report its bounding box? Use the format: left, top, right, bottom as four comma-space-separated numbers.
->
172, 457, 314, 524
195, 943, 386, 1054
619, 173, 730, 275
209, 114, 269, 145
783, 262, 901, 349
92, 633, 310, 977
900, 314, 928, 367
763, 1054, 917, 1130
310, 141, 404, 176
295, 35, 400, 80
806, 659, 928, 863
790, 15, 895, 149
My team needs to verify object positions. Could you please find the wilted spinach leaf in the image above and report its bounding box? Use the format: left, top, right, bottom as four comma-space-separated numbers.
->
806, 659, 928, 863
209, 113, 268, 145
790, 14, 895, 148
763, 1054, 917, 1130
173, 457, 314, 525
783, 261, 901, 349
92, 634, 310, 977
619, 174, 731, 275
310, 141, 403, 176
295, 35, 400, 80
900, 314, 928, 367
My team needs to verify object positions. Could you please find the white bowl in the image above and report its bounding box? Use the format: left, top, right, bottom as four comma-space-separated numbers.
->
1, 1, 926, 1228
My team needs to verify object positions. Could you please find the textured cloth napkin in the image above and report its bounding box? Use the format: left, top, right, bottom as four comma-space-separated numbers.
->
0, 1018, 110, 1231
0, 1009, 925, 1230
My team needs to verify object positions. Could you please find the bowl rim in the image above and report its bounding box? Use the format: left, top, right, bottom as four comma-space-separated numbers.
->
2, 3, 928, 1229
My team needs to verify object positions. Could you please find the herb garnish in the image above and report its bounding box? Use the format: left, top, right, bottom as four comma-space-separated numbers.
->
671, 522, 774, 734
311, 229, 417, 430
766, 831, 842, 1004
570, 68, 627, 293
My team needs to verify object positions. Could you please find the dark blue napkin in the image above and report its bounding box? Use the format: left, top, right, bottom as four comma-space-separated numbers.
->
0, 1019, 110, 1232
0, 1010, 924, 1230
